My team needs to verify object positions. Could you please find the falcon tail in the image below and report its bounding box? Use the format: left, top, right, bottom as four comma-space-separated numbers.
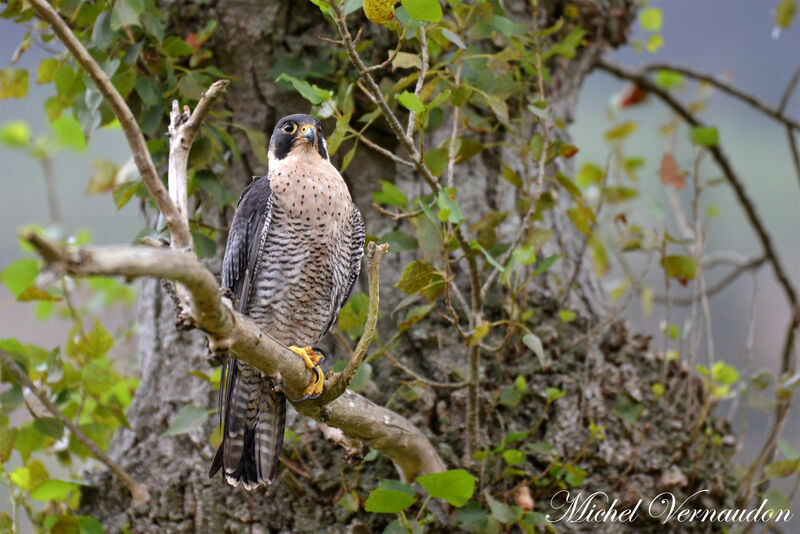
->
209, 362, 286, 490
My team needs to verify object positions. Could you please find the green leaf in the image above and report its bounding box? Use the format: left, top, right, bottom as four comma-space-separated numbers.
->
467, 321, 490, 346
653, 69, 684, 90
337, 292, 369, 334
498, 388, 521, 407
605, 121, 638, 140
712, 361, 739, 385
418, 469, 476, 507
512, 246, 536, 266
454, 501, 500, 533
161, 36, 194, 56
0, 427, 16, 462
395, 260, 443, 300
113, 181, 140, 211
52, 113, 86, 152
688, 126, 719, 146
437, 187, 464, 224
379, 478, 416, 496
1, 258, 38, 297
646, 34, 664, 53
558, 310, 576, 322
470, 240, 504, 272
401, 0, 443, 22
764, 459, 800, 479
30, 480, 79, 502
163, 404, 208, 436
395, 90, 425, 113
364, 488, 416, 513
337, 491, 359, 512
514, 375, 527, 393
441, 29, 466, 49
78, 517, 104, 534
613, 392, 642, 424
0, 67, 28, 99
501, 163, 522, 188
639, 7, 662, 31
423, 147, 448, 178
502, 449, 525, 465
275, 73, 323, 105
661, 255, 697, 281
532, 253, 562, 276
0, 120, 30, 147
76, 318, 114, 359
33, 417, 64, 439
110, 0, 144, 31
485, 491, 522, 524
372, 181, 408, 207
37, 58, 58, 84
775, 0, 797, 28
522, 333, 547, 369
348, 361, 372, 392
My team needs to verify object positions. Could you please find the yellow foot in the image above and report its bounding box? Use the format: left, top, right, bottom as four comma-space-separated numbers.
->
289, 346, 325, 400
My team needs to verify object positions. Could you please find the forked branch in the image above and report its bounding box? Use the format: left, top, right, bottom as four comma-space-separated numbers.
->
21, 231, 444, 481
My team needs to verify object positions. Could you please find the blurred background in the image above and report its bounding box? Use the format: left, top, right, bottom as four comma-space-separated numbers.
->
2, 0, 799, 525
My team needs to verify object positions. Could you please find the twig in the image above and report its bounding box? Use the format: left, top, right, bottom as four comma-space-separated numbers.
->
0, 349, 150, 506
167, 79, 230, 242
382, 349, 468, 390
20, 230, 443, 481
597, 57, 800, 375
354, 131, 415, 167
324, 242, 388, 399
561, 154, 612, 305
649, 255, 767, 306
406, 27, 429, 139
446, 62, 462, 189
778, 64, 800, 191
28, 0, 191, 249
639, 62, 800, 132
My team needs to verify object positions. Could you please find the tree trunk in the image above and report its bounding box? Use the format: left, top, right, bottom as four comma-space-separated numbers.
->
80, 1, 739, 532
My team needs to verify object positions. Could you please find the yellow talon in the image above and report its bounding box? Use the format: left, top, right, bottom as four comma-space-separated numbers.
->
289, 346, 325, 400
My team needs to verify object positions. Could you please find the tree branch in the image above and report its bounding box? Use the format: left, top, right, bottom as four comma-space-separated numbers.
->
21, 230, 444, 482
0, 350, 150, 507
639, 62, 800, 132
29, 0, 192, 250
596, 57, 800, 375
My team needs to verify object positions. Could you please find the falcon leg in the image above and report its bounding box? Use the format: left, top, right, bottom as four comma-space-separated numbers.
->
288, 346, 326, 400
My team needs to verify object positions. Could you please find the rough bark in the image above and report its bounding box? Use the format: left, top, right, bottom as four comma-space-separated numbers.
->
78, 1, 738, 532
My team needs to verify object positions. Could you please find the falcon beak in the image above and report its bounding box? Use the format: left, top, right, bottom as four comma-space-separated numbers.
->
299, 124, 317, 145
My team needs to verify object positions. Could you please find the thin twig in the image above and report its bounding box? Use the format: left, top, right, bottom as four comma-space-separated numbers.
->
382, 349, 468, 390
406, 27, 429, 139
639, 62, 800, 132
325, 242, 389, 399
354, 131, 415, 167
651, 255, 767, 305
0, 349, 150, 506
28, 0, 190, 249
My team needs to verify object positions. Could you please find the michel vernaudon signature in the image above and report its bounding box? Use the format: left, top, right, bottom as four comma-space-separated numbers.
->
545, 489, 794, 525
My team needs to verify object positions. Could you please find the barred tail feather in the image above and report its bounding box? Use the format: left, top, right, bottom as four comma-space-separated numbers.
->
209, 361, 286, 490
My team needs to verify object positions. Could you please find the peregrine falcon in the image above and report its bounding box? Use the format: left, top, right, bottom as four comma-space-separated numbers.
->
209, 114, 365, 489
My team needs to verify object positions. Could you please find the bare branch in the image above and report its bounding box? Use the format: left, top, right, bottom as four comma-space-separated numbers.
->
28, 0, 191, 249
639, 62, 800, 132
323, 242, 388, 399
382, 349, 469, 390
597, 57, 800, 375
406, 27, 429, 139
779, 64, 800, 191
21, 230, 444, 481
0, 349, 150, 507
167, 79, 230, 242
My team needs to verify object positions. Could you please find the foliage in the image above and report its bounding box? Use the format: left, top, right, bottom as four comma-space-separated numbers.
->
1, 0, 798, 530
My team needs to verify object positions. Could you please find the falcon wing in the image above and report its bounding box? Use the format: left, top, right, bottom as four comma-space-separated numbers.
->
222, 176, 274, 311
322, 203, 366, 336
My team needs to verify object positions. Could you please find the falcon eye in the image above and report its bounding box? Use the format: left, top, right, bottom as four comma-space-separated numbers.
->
282, 122, 297, 134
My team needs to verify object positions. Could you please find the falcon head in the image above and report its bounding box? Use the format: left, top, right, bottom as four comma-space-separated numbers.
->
268, 114, 329, 163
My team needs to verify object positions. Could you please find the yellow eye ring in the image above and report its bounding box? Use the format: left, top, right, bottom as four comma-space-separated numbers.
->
282, 122, 297, 134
